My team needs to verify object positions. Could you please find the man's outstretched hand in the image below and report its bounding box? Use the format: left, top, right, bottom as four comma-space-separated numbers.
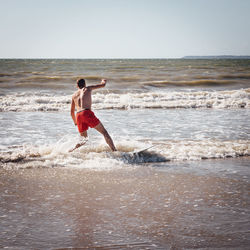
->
101, 79, 107, 85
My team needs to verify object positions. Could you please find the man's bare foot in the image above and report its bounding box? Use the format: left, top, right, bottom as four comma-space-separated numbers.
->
69, 141, 87, 153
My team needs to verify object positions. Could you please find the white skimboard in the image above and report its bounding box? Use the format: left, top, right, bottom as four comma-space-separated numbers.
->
133, 145, 155, 155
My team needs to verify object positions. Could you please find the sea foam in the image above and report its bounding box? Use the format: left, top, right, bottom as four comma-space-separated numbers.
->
1, 138, 249, 170
1, 88, 249, 112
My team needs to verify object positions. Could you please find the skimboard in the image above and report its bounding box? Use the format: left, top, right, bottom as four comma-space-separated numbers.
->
133, 145, 155, 155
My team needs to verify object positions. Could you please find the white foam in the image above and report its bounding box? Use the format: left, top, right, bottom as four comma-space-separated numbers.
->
1, 89, 249, 112
153, 139, 250, 161
1, 138, 249, 170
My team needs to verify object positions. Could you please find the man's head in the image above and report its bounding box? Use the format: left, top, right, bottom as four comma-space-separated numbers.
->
77, 78, 86, 89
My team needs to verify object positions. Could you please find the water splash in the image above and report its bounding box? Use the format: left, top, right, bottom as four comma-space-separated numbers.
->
1, 138, 249, 170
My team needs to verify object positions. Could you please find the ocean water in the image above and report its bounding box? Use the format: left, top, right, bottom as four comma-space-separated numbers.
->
0, 59, 250, 249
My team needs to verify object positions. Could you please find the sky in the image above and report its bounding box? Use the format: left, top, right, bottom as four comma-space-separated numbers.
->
0, 0, 250, 58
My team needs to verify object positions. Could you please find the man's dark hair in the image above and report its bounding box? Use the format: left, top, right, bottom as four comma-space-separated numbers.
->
77, 79, 86, 89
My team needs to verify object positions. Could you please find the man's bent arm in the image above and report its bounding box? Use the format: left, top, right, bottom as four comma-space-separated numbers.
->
70, 99, 77, 125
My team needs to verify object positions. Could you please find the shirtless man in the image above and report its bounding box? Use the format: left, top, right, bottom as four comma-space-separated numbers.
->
70, 78, 116, 152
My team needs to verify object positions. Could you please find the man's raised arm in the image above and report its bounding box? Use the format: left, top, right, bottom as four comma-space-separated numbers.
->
88, 79, 107, 91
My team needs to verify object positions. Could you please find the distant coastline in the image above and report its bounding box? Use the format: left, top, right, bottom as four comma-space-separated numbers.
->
182, 55, 250, 59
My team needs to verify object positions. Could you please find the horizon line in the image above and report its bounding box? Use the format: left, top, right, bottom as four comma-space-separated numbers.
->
1, 55, 250, 60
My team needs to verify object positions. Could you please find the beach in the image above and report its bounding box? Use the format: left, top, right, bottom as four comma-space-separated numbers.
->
0, 59, 250, 249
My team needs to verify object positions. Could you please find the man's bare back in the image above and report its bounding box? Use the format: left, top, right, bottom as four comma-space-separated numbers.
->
72, 87, 92, 111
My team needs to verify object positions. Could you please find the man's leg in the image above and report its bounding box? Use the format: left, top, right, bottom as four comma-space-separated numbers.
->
69, 131, 88, 152
80, 131, 88, 138
94, 122, 117, 151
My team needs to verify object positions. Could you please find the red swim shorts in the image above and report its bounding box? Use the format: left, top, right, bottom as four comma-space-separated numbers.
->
76, 110, 100, 133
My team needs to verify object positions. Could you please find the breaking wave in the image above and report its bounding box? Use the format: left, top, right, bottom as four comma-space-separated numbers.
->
1, 138, 249, 170
141, 79, 232, 87
1, 88, 249, 112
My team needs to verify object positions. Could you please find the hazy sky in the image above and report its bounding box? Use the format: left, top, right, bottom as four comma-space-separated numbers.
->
1, 0, 250, 58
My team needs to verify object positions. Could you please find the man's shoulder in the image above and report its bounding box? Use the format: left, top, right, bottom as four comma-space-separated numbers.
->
85, 86, 92, 91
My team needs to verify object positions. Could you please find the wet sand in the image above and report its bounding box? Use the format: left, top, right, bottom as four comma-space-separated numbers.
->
1, 158, 249, 249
